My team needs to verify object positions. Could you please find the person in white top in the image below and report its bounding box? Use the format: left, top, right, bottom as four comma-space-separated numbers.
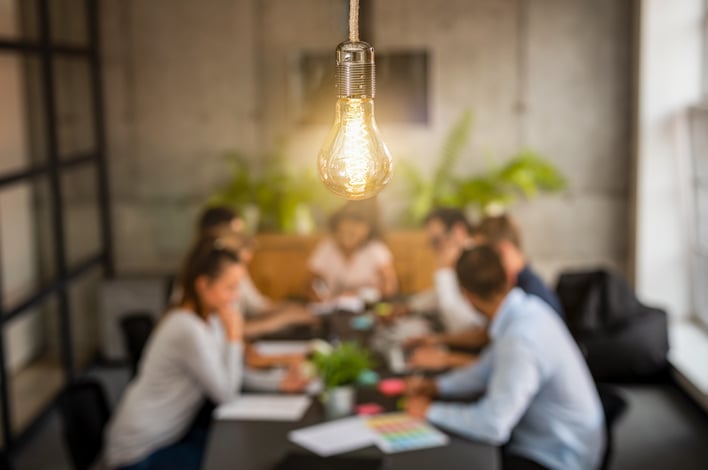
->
308, 199, 398, 300
397, 208, 488, 370
106, 236, 245, 470
235, 236, 316, 338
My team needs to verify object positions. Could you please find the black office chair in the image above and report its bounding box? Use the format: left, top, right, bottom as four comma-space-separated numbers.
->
597, 384, 628, 470
119, 312, 156, 376
0, 450, 12, 470
57, 379, 111, 470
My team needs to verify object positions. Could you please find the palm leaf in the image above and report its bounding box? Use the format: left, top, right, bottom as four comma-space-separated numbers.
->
433, 111, 474, 192
499, 150, 567, 198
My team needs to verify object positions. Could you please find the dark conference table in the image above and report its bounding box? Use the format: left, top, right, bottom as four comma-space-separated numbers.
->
202, 390, 500, 470
204, 311, 500, 469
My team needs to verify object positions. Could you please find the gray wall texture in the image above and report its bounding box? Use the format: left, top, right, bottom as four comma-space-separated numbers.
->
102, 0, 633, 282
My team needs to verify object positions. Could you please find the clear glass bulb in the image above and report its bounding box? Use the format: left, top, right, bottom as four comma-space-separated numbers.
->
318, 97, 393, 200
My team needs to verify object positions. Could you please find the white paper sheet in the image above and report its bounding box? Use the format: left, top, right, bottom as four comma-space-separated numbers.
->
309, 296, 366, 316
252, 340, 311, 357
288, 416, 376, 457
214, 395, 311, 421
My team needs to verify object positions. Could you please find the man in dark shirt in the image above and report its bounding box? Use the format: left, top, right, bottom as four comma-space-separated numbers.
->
474, 215, 564, 317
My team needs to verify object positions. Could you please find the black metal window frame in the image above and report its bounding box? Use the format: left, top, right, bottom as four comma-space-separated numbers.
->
0, 0, 113, 452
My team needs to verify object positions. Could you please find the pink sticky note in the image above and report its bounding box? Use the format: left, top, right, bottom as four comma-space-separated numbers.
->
356, 403, 383, 416
378, 378, 406, 396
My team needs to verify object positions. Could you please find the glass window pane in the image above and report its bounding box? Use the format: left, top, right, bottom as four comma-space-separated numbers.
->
0, 54, 46, 175
0, 0, 39, 41
54, 57, 95, 158
0, 177, 55, 309
695, 253, 708, 329
4, 295, 66, 436
49, 0, 88, 46
690, 106, 708, 185
62, 164, 101, 267
696, 186, 708, 255
68, 266, 102, 371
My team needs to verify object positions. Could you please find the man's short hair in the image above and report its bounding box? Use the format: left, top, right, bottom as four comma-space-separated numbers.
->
455, 244, 508, 300
197, 206, 240, 234
424, 207, 473, 233
474, 214, 522, 250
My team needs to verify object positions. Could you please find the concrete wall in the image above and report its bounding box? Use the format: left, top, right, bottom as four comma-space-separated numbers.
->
103, 0, 262, 273
103, 0, 634, 283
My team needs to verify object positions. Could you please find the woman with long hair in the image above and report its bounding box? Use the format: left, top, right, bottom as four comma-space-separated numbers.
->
106, 236, 245, 470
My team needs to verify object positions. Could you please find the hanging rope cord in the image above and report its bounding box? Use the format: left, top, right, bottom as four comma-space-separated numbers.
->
349, 0, 359, 42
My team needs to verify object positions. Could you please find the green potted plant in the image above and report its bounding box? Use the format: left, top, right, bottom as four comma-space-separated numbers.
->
208, 146, 337, 233
453, 149, 567, 216
398, 111, 567, 223
311, 341, 371, 418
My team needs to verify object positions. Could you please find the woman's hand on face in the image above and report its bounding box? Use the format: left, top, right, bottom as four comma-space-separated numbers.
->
218, 306, 244, 342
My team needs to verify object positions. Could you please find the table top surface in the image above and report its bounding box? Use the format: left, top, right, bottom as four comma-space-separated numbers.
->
203, 388, 500, 470
204, 311, 500, 470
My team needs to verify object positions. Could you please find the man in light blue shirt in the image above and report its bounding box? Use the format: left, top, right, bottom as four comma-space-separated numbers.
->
406, 245, 605, 470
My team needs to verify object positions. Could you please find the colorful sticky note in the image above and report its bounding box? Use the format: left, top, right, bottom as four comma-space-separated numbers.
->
356, 403, 383, 416
357, 369, 380, 385
378, 378, 406, 396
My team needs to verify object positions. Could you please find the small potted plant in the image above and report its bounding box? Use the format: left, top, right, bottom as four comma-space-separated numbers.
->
311, 342, 371, 418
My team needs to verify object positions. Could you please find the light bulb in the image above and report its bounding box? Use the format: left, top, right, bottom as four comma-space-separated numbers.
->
318, 41, 392, 200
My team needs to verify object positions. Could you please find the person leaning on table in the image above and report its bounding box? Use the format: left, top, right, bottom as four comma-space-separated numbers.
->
106, 236, 246, 470
404, 212, 566, 371
406, 245, 605, 470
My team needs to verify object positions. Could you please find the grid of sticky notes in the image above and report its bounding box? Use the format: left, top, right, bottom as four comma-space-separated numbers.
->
365, 413, 449, 453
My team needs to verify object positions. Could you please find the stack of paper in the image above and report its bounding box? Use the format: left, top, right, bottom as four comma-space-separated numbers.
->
215, 394, 311, 421
288, 417, 376, 456
289, 414, 450, 456
252, 340, 311, 357
365, 413, 449, 453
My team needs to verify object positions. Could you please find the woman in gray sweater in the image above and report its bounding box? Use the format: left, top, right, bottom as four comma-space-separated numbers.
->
106, 236, 245, 470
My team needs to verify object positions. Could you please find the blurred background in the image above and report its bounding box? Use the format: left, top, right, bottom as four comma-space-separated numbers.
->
0, 0, 707, 469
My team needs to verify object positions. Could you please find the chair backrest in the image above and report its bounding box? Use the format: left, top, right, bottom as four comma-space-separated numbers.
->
596, 384, 629, 470
119, 312, 156, 376
57, 380, 111, 470
0, 450, 12, 470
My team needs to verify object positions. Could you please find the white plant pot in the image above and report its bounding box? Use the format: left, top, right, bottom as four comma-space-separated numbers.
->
323, 385, 355, 419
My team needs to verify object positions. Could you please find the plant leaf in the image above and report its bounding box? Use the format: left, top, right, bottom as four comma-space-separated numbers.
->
433, 110, 474, 194
499, 150, 567, 199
